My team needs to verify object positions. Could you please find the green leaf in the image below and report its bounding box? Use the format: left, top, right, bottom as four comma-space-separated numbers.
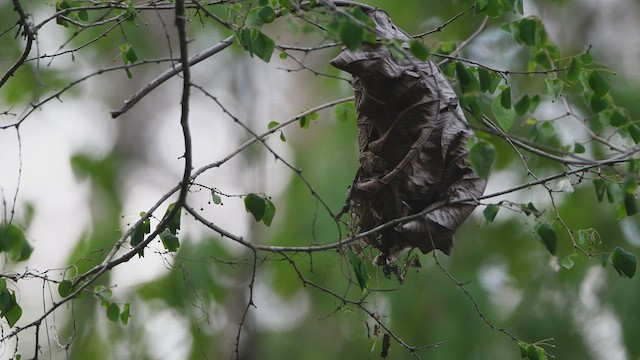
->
211, 190, 222, 205
609, 247, 637, 278
483, 204, 499, 223
0, 279, 5, 292
163, 203, 181, 235
561, 255, 575, 269
469, 141, 496, 179
262, 198, 276, 226
58, 280, 73, 298
590, 94, 608, 113
627, 124, 640, 144
340, 19, 364, 51
120, 303, 131, 325
478, 67, 500, 94
574, 142, 585, 154
501, 86, 512, 109
514, 95, 530, 115
245, 193, 266, 221
539, 121, 555, 139
492, 94, 517, 132
299, 115, 309, 129
4, 302, 21, 328
624, 193, 638, 216
0, 224, 33, 262
335, 102, 356, 123
536, 223, 557, 255
545, 77, 563, 98
456, 62, 472, 86
517, 18, 537, 46
409, 40, 430, 61
237, 29, 276, 63
623, 177, 637, 194
608, 109, 628, 127
347, 251, 368, 291
106, 303, 120, 323
518, 341, 529, 358
593, 179, 606, 202
566, 58, 581, 83
280, 132, 286, 142
521, 202, 539, 216
160, 229, 180, 252
589, 70, 610, 98
258, 6, 276, 24
130, 213, 150, 257
267, 121, 280, 129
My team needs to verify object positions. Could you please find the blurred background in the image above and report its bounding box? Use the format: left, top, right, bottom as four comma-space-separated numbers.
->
1, 0, 640, 359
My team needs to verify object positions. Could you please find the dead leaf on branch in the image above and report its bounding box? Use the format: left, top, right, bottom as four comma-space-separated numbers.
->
331, 10, 486, 264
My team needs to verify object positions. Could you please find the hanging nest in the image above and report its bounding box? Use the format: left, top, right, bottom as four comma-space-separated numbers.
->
331, 9, 487, 265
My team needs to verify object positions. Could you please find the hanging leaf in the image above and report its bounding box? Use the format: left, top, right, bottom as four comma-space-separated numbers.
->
627, 124, 640, 144
211, 190, 222, 205
160, 229, 180, 252
483, 204, 499, 223
501, 86, 512, 109
609, 247, 637, 278
262, 198, 276, 226
589, 70, 610, 98
545, 77, 563, 98
335, 102, 356, 123
120, 303, 131, 325
561, 254, 575, 269
624, 194, 638, 216
257, 6, 276, 24
106, 303, 120, 323
566, 58, 582, 83
469, 141, 496, 179
492, 95, 516, 132
347, 251, 368, 290
593, 179, 606, 202
163, 203, 181, 235
536, 223, 557, 255
244, 193, 266, 221
478, 67, 500, 94
58, 280, 74, 298
409, 39, 430, 61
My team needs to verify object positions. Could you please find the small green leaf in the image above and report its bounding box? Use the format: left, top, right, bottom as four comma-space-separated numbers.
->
521, 202, 539, 216
456, 62, 472, 86
501, 86, 512, 109
627, 124, 640, 144
561, 254, 575, 269
58, 280, 73, 298
4, 302, 21, 328
244, 193, 266, 221
279, 132, 286, 142
163, 203, 181, 235
279, 52, 288, 59
78, 9, 88, 21
120, 303, 131, 325
483, 204, 499, 223
624, 193, 638, 216
539, 121, 555, 139
299, 115, 309, 129
106, 303, 120, 323
590, 94, 608, 113
160, 229, 180, 252
536, 223, 557, 255
492, 94, 517, 132
469, 141, 496, 179
478, 67, 500, 94
609, 247, 637, 278
518, 341, 529, 358
335, 102, 356, 123
608, 109, 628, 127
589, 70, 610, 98
545, 77, 563, 98
257, 6, 276, 24
267, 121, 280, 129
566, 58, 581, 83
340, 19, 364, 51
514, 95, 530, 115
262, 198, 276, 226
130, 214, 150, 257
517, 18, 537, 46
211, 190, 222, 205
347, 251, 368, 291
623, 177, 637, 194
409, 40, 430, 61
574, 142, 585, 154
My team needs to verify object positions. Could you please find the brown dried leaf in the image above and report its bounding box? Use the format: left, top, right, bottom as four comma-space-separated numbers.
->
331, 10, 486, 263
